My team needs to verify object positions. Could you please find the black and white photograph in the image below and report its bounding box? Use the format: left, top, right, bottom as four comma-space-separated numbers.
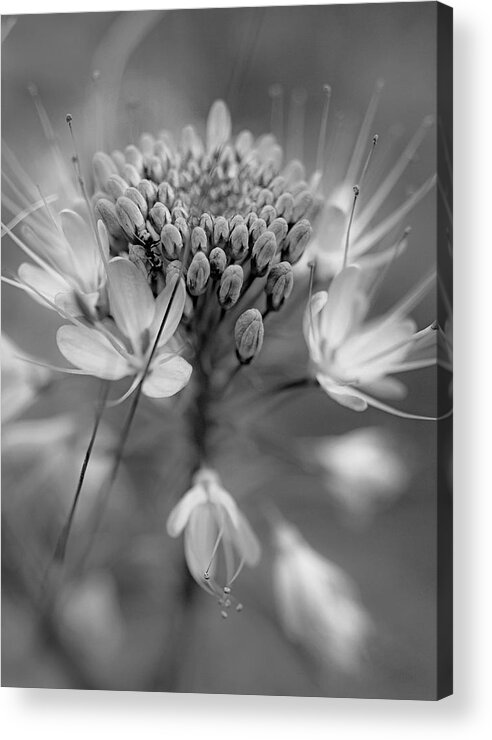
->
1, 2, 453, 701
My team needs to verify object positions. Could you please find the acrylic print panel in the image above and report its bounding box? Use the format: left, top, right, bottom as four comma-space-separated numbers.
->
1, 2, 452, 699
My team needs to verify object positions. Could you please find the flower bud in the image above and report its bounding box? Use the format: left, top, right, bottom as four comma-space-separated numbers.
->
259, 204, 277, 226
275, 192, 295, 222
92, 151, 117, 188
235, 308, 264, 364
125, 144, 144, 175
116, 196, 145, 241
209, 247, 227, 280
129, 244, 150, 279
269, 217, 289, 244
123, 163, 141, 189
230, 223, 249, 260
191, 226, 208, 254
244, 212, 258, 229
249, 217, 266, 248
124, 187, 148, 218
200, 213, 214, 239
269, 175, 286, 199
257, 188, 274, 208
174, 216, 190, 244
229, 214, 244, 231
213, 216, 229, 247
166, 260, 182, 282
149, 156, 164, 182
158, 181, 175, 208
187, 252, 210, 296
137, 179, 157, 210
95, 198, 126, 240
218, 265, 243, 309
149, 204, 171, 238
110, 149, 126, 175
106, 174, 128, 201
172, 204, 188, 222
251, 231, 277, 276
293, 189, 314, 220
266, 261, 294, 311
161, 223, 183, 260
282, 219, 313, 264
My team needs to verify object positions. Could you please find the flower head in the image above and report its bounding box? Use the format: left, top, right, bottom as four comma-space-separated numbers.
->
167, 467, 260, 614
56, 255, 192, 398
303, 264, 436, 416
272, 521, 371, 673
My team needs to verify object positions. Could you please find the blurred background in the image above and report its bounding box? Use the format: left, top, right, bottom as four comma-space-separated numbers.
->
1, 4, 449, 698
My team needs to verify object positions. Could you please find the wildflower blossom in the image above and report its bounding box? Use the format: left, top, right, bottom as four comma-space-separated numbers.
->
272, 520, 371, 672
167, 468, 260, 614
56, 257, 192, 398
306, 427, 409, 518
303, 264, 437, 416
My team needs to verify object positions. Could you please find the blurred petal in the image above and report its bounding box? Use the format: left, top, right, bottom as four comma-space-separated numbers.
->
56, 324, 130, 380
107, 258, 155, 348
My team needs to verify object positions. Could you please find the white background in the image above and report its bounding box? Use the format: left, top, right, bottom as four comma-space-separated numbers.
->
1, 0, 491, 737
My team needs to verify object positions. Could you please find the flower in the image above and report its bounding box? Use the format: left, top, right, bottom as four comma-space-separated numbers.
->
303, 264, 437, 416
272, 520, 371, 673
56, 256, 192, 398
305, 83, 436, 277
306, 427, 409, 518
1, 335, 52, 423
166, 467, 260, 612
2, 147, 109, 320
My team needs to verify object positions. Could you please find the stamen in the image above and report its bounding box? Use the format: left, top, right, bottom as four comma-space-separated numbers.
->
346, 78, 384, 186
269, 83, 284, 143
358, 134, 379, 190
315, 84, 332, 175
342, 185, 360, 268
286, 88, 307, 162
204, 522, 225, 579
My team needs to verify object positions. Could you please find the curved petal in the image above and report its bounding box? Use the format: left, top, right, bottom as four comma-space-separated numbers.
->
142, 353, 192, 398
56, 324, 130, 380
166, 486, 207, 537
107, 258, 155, 350
60, 209, 99, 283
151, 278, 186, 347
320, 266, 363, 349
18, 262, 70, 304
235, 514, 261, 566
184, 505, 218, 586
317, 378, 369, 412
303, 291, 328, 361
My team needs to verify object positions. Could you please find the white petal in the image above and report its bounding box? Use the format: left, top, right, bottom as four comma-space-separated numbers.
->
60, 209, 99, 282
321, 266, 363, 349
151, 278, 186, 346
317, 379, 369, 412
107, 258, 155, 349
166, 486, 207, 537
18, 262, 70, 304
207, 100, 231, 152
235, 514, 261, 566
56, 324, 130, 380
142, 353, 192, 398
303, 291, 328, 361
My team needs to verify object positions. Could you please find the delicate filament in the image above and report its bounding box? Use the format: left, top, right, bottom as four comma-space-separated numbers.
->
315, 84, 332, 175
342, 186, 359, 268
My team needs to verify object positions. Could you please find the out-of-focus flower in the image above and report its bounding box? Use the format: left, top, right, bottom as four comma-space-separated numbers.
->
1, 335, 52, 422
303, 264, 436, 416
305, 83, 436, 277
306, 427, 409, 518
56, 257, 192, 398
272, 520, 371, 673
167, 467, 260, 613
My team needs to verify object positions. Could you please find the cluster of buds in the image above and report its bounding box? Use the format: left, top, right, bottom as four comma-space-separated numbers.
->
92, 101, 314, 367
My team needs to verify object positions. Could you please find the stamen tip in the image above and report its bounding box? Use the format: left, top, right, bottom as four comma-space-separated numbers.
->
220, 610, 228, 619
65, 113, 73, 124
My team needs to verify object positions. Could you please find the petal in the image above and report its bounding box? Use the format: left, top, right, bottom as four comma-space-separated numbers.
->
56, 324, 130, 380
235, 514, 261, 566
320, 266, 363, 348
142, 353, 192, 398
317, 379, 369, 412
18, 262, 70, 304
184, 505, 218, 584
60, 209, 99, 281
166, 486, 207, 537
107, 258, 155, 349
207, 100, 231, 152
151, 278, 186, 346
303, 291, 328, 360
